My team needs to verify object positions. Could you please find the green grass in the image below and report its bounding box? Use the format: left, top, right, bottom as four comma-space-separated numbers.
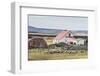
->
28, 49, 88, 61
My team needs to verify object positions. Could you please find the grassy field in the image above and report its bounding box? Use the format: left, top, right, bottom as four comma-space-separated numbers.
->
28, 49, 88, 61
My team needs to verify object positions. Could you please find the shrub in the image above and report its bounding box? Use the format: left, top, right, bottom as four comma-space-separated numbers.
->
55, 42, 67, 47
48, 42, 87, 50
67, 45, 87, 50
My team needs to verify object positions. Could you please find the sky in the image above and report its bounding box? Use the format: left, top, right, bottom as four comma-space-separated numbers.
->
28, 15, 88, 30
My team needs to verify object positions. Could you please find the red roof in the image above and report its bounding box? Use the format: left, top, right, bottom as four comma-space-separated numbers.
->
55, 30, 69, 40
55, 30, 75, 40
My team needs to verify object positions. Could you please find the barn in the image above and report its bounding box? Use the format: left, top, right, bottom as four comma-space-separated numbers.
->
28, 37, 48, 49
53, 30, 77, 45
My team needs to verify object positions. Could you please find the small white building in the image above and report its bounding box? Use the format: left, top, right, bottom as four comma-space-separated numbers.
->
76, 38, 86, 45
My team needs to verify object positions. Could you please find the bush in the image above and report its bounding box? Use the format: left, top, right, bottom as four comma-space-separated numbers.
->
55, 42, 67, 47
48, 42, 87, 50
67, 45, 87, 50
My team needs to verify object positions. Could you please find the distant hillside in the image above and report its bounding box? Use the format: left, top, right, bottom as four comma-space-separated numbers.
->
28, 26, 88, 36
28, 26, 63, 35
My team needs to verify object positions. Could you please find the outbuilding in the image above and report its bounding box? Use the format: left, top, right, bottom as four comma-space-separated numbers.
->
28, 37, 48, 49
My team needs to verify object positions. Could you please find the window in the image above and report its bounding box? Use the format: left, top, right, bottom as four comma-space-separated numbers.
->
69, 33, 71, 37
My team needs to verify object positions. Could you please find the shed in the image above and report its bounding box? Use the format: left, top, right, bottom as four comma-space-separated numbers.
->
28, 37, 48, 49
